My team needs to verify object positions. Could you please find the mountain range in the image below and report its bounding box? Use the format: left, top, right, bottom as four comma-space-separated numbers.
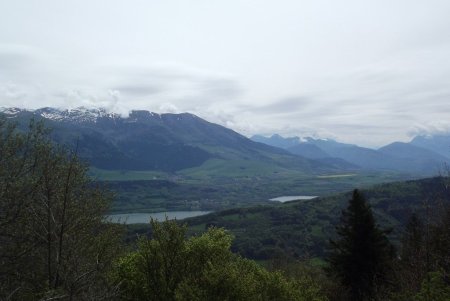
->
1, 106, 448, 177
0, 107, 347, 176
251, 133, 450, 175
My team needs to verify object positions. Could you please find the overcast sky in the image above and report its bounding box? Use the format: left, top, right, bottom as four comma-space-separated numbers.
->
1, 0, 450, 147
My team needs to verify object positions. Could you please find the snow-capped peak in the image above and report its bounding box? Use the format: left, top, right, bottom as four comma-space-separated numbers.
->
0, 106, 122, 123
34, 107, 121, 123
0, 107, 30, 116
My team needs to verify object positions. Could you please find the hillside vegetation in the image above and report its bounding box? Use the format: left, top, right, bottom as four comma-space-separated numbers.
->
174, 176, 450, 261
105, 171, 409, 213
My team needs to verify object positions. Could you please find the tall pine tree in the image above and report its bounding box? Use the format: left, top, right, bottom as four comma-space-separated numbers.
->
327, 189, 395, 301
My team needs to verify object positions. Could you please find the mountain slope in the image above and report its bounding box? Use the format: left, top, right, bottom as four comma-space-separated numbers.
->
251, 134, 302, 149
378, 142, 450, 173
295, 138, 405, 171
1, 107, 339, 175
410, 134, 450, 159
251, 135, 399, 171
286, 143, 330, 159
252, 134, 448, 175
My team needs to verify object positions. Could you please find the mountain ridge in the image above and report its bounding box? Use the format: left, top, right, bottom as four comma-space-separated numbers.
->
4, 106, 448, 176
0, 107, 344, 176
252, 134, 450, 175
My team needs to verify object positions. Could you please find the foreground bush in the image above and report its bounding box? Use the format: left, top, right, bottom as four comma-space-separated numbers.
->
115, 219, 327, 301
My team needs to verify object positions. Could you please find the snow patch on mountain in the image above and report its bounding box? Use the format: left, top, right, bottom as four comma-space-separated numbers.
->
0, 106, 124, 123
37, 107, 122, 123
0, 107, 27, 117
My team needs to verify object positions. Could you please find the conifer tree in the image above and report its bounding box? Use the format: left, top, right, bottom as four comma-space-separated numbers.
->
327, 189, 395, 301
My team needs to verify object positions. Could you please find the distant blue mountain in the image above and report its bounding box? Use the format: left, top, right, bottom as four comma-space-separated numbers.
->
378, 142, 450, 173
286, 143, 330, 159
410, 134, 450, 159
251, 134, 301, 149
251, 134, 450, 175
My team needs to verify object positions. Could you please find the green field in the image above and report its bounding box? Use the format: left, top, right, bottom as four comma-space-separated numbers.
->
98, 165, 418, 214
89, 167, 170, 181
316, 173, 357, 178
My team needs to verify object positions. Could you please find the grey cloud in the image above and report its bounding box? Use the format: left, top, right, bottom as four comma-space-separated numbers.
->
0, 52, 32, 71
103, 64, 200, 81
245, 97, 312, 114
348, 69, 401, 85
100, 63, 242, 107
0, 83, 27, 99
112, 84, 161, 96
0, 45, 43, 81
198, 78, 242, 99
408, 122, 450, 137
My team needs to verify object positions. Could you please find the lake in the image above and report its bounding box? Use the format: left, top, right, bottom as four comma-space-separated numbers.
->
107, 211, 212, 224
269, 195, 318, 203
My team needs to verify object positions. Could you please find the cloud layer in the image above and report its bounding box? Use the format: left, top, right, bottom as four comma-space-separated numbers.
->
1, 0, 450, 147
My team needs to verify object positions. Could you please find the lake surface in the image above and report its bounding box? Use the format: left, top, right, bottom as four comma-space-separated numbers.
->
107, 211, 212, 224
269, 196, 318, 203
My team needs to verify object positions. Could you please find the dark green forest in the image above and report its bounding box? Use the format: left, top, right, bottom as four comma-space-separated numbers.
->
174, 176, 450, 261
1, 119, 449, 300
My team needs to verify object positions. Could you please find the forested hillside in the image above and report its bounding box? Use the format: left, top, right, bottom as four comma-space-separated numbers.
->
177, 176, 450, 260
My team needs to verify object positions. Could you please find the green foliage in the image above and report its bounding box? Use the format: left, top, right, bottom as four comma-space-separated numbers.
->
394, 213, 427, 296
392, 201, 450, 300
429, 205, 450, 274
401, 213, 425, 262
116, 219, 188, 301
115, 219, 328, 301
413, 271, 450, 301
327, 190, 395, 301
165, 176, 450, 264
0, 119, 123, 300
268, 259, 334, 301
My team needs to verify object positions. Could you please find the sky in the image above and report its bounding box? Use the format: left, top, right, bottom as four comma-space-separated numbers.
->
1, 0, 450, 147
